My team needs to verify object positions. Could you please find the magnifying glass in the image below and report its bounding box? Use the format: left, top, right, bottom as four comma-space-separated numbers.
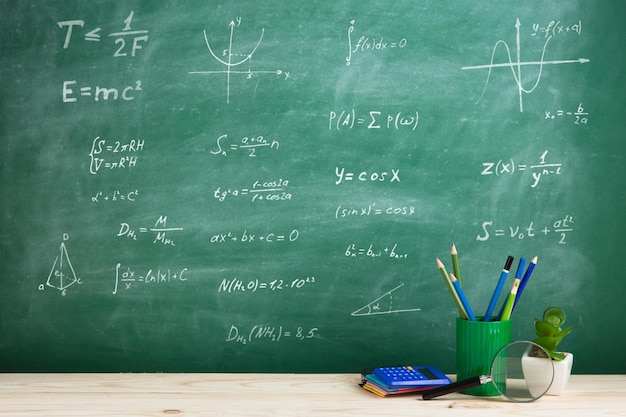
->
422, 341, 555, 402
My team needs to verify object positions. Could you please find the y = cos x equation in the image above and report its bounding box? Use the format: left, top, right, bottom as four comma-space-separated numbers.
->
189, 19, 290, 104
462, 18, 589, 112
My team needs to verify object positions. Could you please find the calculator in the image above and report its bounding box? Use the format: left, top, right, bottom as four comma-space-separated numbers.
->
372, 365, 451, 388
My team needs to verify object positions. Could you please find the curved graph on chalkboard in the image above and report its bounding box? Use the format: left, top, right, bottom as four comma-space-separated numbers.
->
351, 283, 421, 316
462, 18, 589, 112
46, 241, 79, 294
189, 20, 290, 104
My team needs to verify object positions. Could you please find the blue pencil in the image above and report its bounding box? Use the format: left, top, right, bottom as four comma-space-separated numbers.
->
497, 257, 526, 320
512, 256, 537, 311
483, 256, 514, 322
450, 273, 476, 321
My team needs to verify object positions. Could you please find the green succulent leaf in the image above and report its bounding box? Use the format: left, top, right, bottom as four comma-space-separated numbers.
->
543, 307, 566, 327
533, 336, 558, 352
534, 319, 558, 337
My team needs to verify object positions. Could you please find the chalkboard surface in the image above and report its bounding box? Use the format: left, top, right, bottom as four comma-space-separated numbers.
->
1, 0, 625, 373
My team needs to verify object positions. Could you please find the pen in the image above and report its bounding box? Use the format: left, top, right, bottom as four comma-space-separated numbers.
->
483, 255, 514, 322
437, 258, 468, 320
512, 256, 537, 311
450, 273, 476, 321
451, 243, 461, 287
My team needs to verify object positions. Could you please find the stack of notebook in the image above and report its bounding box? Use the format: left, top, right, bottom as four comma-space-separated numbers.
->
360, 366, 452, 397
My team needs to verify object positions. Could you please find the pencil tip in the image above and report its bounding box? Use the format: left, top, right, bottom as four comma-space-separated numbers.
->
436, 257, 443, 267
451, 243, 457, 253
532, 256, 538, 263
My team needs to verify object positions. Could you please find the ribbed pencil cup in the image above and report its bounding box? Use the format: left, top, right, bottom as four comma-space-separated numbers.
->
456, 317, 511, 396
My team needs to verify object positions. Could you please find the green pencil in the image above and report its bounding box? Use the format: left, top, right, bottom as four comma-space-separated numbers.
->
500, 278, 521, 321
437, 258, 468, 320
451, 243, 461, 286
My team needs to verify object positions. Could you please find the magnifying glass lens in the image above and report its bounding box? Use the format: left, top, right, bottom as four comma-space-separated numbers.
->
493, 341, 554, 402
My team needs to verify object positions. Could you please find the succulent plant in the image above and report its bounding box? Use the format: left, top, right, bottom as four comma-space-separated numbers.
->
533, 307, 573, 361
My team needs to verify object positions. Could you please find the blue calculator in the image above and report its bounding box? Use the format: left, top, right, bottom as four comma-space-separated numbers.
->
372, 365, 451, 388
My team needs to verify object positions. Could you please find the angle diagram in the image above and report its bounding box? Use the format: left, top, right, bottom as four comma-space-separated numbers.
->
351, 283, 421, 317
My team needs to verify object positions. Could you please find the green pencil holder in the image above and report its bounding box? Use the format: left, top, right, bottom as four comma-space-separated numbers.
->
456, 317, 511, 396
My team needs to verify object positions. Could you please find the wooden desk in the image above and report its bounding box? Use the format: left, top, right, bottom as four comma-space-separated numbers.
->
1, 374, 624, 416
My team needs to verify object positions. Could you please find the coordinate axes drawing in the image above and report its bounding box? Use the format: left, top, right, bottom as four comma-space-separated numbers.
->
189, 18, 290, 104
462, 18, 589, 112
351, 283, 421, 317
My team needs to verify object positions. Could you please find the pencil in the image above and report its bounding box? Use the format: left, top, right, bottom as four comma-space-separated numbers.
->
497, 257, 526, 319
436, 258, 468, 320
500, 278, 520, 321
483, 255, 514, 322
450, 273, 476, 321
451, 243, 461, 287
512, 256, 537, 311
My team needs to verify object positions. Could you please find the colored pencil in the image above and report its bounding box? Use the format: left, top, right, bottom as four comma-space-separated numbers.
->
436, 258, 468, 320
450, 273, 476, 321
500, 278, 521, 321
483, 255, 514, 322
451, 243, 461, 287
512, 256, 537, 311
497, 257, 526, 319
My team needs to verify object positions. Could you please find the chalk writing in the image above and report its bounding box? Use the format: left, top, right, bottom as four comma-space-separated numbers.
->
351, 283, 421, 316
210, 133, 280, 157
89, 136, 144, 175
531, 20, 582, 38
335, 167, 400, 185
38, 234, 82, 296
544, 102, 589, 125
218, 276, 315, 294
226, 324, 319, 345
91, 189, 140, 203
481, 150, 562, 188
476, 214, 574, 244
335, 203, 416, 219
214, 178, 292, 202
63, 80, 142, 103
189, 17, 290, 104
345, 243, 408, 260
462, 18, 589, 112
329, 109, 419, 131
113, 263, 188, 295
345, 19, 407, 66
117, 215, 183, 246
209, 229, 299, 244
58, 11, 149, 57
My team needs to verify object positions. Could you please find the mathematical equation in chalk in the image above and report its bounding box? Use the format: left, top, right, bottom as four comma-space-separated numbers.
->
345, 19, 408, 66
481, 150, 562, 188
335, 203, 416, 219
531, 19, 582, 38
89, 137, 144, 174
63, 80, 142, 103
329, 109, 419, 131
545, 103, 588, 125
117, 215, 183, 246
91, 189, 140, 203
335, 167, 400, 185
218, 276, 315, 294
214, 178, 292, 202
210, 134, 280, 157
112, 263, 188, 294
58, 11, 149, 57
476, 214, 574, 244
345, 243, 408, 260
226, 324, 319, 345
209, 229, 300, 244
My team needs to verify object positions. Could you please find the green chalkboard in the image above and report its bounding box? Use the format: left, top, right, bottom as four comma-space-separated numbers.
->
1, 0, 625, 373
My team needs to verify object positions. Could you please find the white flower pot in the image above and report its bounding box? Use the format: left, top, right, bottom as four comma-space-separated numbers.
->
521, 346, 573, 397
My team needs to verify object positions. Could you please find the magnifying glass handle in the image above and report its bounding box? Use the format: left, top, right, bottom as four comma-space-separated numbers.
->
421, 375, 492, 400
